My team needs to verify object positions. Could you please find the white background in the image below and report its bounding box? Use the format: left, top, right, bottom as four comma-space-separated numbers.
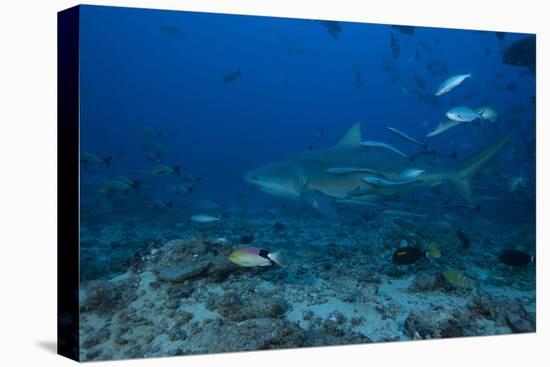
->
0, 0, 547, 366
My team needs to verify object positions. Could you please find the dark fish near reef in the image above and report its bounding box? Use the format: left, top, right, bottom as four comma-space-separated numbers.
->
392, 245, 440, 265
499, 249, 534, 267
320, 20, 342, 39
392, 25, 415, 35
456, 230, 471, 249
223, 69, 242, 84
228, 247, 282, 267
502, 36, 536, 74
393, 247, 423, 265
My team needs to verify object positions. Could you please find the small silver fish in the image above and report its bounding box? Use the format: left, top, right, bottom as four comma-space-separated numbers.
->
191, 214, 220, 223
435, 73, 471, 96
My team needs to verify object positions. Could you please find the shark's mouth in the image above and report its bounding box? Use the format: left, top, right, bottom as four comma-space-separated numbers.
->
259, 186, 301, 200
245, 164, 308, 201
243, 171, 258, 185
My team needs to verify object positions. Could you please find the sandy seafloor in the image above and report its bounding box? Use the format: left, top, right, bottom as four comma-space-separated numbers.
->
78, 201, 535, 361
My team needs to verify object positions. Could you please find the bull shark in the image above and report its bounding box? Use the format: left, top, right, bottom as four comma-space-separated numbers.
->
244, 123, 511, 219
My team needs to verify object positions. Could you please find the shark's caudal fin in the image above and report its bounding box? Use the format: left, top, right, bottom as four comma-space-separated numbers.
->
450, 133, 512, 204
335, 122, 362, 146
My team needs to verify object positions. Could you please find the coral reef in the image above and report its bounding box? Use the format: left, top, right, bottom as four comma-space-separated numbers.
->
79, 211, 535, 361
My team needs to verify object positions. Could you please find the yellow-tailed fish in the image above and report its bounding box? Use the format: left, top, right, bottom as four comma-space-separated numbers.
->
442, 270, 472, 288
425, 243, 441, 258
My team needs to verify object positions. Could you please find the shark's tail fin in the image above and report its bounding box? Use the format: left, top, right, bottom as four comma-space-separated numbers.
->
450, 133, 512, 204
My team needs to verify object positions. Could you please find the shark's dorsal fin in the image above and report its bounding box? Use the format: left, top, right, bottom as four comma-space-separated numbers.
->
335, 122, 362, 147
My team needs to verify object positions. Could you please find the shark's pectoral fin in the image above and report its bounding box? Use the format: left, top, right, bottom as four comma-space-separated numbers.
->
452, 177, 474, 204
302, 191, 340, 220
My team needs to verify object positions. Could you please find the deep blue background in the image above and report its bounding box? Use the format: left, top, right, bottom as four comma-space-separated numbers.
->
79, 5, 535, 203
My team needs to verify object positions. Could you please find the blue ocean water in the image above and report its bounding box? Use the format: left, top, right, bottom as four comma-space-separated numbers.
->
77, 5, 535, 361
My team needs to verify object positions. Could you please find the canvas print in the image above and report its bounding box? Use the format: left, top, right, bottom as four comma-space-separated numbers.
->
59, 4, 536, 361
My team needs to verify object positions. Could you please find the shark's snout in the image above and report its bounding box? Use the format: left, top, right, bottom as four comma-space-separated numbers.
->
243, 161, 306, 200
